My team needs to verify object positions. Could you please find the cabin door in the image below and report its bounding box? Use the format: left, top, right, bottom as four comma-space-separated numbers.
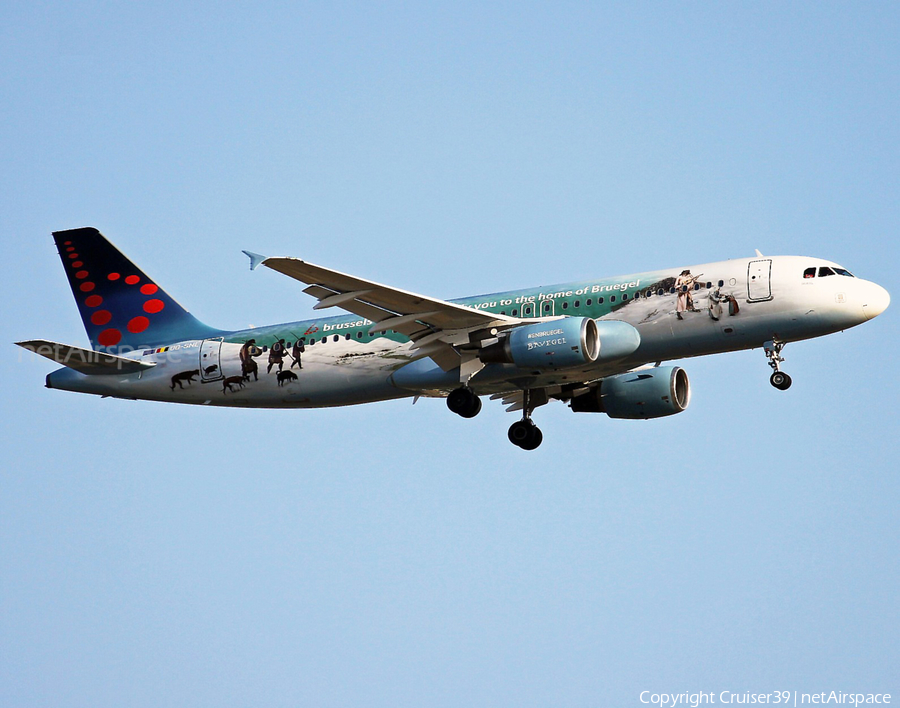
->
199, 338, 224, 381
747, 259, 773, 302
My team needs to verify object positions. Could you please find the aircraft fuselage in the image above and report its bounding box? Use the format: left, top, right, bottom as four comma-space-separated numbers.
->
44, 254, 889, 408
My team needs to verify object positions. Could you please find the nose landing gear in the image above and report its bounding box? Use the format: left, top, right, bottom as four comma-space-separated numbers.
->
764, 339, 792, 390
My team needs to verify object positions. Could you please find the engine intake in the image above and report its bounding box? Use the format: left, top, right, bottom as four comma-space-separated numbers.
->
570, 366, 691, 419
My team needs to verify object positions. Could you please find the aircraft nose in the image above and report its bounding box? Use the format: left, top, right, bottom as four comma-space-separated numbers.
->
862, 282, 890, 320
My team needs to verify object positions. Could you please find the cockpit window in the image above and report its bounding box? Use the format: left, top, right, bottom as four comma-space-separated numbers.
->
804, 267, 816, 279
833, 267, 855, 277
818, 267, 836, 277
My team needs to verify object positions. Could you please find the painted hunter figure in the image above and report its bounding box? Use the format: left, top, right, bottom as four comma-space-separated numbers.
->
240, 338, 260, 381
675, 269, 702, 319
291, 338, 305, 369
268, 338, 287, 374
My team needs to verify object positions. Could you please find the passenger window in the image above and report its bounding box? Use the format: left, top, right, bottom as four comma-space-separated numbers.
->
610, 295, 616, 302
512, 309, 518, 316
657, 288, 664, 296
562, 302, 568, 309
345, 333, 351, 340
804, 267, 816, 279
819, 267, 835, 277
586, 299, 592, 306
706, 282, 712, 289
598, 297, 604, 304
622, 293, 628, 301
718, 280, 724, 288
357, 332, 363, 339
321, 337, 327, 344
574, 300, 580, 308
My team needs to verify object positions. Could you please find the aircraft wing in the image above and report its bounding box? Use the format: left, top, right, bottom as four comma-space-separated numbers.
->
247, 253, 527, 375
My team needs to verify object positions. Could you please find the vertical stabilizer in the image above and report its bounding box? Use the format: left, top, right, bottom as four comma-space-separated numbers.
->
53, 228, 222, 352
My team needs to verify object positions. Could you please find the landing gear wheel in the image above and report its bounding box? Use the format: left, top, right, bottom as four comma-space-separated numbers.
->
447, 387, 482, 418
770, 371, 792, 390
520, 426, 543, 450
461, 396, 482, 418
508, 419, 543, 450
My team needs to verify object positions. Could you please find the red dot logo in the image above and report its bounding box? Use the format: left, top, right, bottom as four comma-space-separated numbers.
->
108, 272, 121, 281
75, 270, 89, 279
140, 283, 158, 295
127, 316, 150, 333
85, 295, 103, 307
63, 241, 72, 245
79, 282, 95, 292
66, 246, 75, 252
71, 261, 83, 268
97, 328, 122, 347
125, 275, 140, 285
143, 299, 165, 314
91, 310, 112, 326
68, 253, 79, 259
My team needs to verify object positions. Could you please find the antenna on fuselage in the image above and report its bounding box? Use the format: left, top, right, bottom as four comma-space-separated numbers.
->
755, 249, 764, 257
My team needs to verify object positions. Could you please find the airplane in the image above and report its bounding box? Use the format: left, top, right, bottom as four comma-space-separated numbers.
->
17, 227, 890, 450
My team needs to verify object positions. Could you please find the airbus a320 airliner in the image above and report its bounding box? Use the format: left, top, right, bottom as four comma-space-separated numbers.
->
18, 228, 890, 449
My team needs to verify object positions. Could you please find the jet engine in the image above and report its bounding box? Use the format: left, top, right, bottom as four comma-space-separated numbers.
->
569, 366, 691, 419
479, 317, 598, 369
478, 318, 639, 370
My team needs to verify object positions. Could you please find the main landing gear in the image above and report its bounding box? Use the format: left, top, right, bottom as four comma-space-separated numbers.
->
447, 386, 482, 418
508, 418, 543, 450
447, 386, 543, 450
507, 389, 543, 450
764, 339, 792, 390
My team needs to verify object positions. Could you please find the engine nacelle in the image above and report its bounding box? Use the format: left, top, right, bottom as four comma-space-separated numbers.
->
480, 318, 640, 371
570, 366, 691, 419
480, 317, 600, 369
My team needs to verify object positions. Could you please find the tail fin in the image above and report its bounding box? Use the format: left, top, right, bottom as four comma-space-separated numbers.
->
53, 228, 223, 352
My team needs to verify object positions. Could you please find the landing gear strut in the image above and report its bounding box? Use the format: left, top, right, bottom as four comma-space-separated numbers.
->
507, 389, 543, 450
764, 339, 792, 390
447, 386, 482, 418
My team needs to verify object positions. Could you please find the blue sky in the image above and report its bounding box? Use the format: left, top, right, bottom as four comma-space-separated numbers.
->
2, 3, 898, 706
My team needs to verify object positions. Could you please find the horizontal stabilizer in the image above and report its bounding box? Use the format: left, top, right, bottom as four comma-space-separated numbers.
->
16, 339, 156, 375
